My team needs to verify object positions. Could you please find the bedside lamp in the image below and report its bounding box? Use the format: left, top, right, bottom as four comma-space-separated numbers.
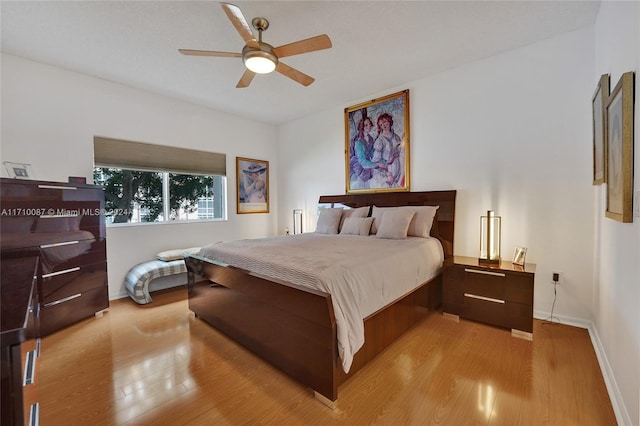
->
479, 210, 501, 264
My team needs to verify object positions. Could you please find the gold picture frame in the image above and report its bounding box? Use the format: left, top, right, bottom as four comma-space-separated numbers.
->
592, 74, 609, 185
236, 157, 269, 214
344, 89, 410, 193
605, 72, 634, 223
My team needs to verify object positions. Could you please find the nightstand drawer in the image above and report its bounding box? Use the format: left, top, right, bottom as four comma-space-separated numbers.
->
460, 294, 510, 330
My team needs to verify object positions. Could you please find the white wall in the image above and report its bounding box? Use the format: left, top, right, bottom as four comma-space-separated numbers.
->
1, 54, 279, 299
593, 2, 640, 425
279, 27, 595, 322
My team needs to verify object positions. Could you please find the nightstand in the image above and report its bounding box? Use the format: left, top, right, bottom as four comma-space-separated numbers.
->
442, 255, 536, 340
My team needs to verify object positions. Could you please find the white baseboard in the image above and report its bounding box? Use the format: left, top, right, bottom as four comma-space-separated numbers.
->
533, 309, 590, 329
534, 310, 632, 425
110, 291, 129, 301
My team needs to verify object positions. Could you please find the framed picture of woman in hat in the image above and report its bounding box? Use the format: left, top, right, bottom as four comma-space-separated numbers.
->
236, 157, 269, 214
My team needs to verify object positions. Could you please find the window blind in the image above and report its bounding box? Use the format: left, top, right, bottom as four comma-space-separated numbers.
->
94, 136, 226, 175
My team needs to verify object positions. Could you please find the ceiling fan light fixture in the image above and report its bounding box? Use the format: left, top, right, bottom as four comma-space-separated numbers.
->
243, 49, 277, 74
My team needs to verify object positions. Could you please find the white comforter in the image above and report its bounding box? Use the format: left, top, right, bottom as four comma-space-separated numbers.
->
198, 233, 444, 373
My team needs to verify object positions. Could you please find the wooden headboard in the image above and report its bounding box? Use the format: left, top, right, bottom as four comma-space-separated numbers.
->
318, 190, 457, 257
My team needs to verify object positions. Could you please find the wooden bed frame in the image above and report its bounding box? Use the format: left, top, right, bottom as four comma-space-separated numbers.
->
184, 190, 456, 406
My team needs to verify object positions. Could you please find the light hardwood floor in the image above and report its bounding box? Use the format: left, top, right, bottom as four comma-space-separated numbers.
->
39, 288, 616, 425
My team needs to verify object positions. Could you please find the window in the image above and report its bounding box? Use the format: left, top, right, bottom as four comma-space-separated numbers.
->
93, 168, 226, 224
93, 137, 227, 225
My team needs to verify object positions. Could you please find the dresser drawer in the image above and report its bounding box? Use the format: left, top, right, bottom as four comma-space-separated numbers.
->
40, 285, 108, 336
1, 181, 104, 203
20, 338, 39, 426
41, 262, 107, 304
40, 238, 106, 274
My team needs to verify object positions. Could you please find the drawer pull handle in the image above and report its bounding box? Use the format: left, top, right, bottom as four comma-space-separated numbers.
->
29, 402, 39, 426
23, 350, 37, 385
464, 268, 506, 277
40, 240, 79, 249
42, 267, 80, 279
44, 293, 82, 307
38, 184, 77, 190
464, 293, 505, 304
36, 338, 41, 357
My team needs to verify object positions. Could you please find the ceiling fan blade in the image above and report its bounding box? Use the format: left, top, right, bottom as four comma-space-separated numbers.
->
275, 62, 315, 86
220, 3, 259, 49
236, 69, 256, 88
273, 34, 332, 59
179, 49, 241, 58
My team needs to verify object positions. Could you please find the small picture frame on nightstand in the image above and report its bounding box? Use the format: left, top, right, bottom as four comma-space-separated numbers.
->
513, 247, 527, 266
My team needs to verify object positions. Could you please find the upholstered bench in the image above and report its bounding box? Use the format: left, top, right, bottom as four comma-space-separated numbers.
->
124, 247, 200, 304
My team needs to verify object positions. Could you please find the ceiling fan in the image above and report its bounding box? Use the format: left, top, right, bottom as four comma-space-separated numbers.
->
179, 2, 332, 88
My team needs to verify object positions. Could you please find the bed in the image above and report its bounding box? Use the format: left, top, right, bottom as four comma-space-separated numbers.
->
184, 190, 456, 406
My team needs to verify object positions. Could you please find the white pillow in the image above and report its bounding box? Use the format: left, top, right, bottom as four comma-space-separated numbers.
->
340, 217, 374, 236
369, 206, 387, 235
157, 247, 201, 261
370, 205, 439, 237
375, 209, 416, 239
400, 205, 439, 238
315, 208, 343, 234
339, 206, 370, 232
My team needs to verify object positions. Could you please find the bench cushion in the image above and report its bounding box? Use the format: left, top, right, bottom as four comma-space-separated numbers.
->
156, 247, 201, 261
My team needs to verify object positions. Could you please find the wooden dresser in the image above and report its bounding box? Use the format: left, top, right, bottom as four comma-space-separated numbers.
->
443, 255, 535, 340
0, 178, 108, 336
1, 257, 40, 426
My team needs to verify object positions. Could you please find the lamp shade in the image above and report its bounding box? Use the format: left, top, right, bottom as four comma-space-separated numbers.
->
479, 210, 501, 263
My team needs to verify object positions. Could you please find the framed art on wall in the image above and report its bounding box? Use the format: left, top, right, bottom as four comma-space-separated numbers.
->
344, 89, 410, 194
592, 74, 609, 185
236, 157, 269, 214
605, 71, 635, 223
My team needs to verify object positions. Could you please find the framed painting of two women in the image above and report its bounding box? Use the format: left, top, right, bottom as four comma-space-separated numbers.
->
344, 90, 410, 193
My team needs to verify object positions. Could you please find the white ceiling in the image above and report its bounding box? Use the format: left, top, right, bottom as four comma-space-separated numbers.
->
1, 1, 600, 125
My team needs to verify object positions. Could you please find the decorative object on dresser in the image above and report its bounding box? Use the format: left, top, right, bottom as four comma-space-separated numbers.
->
3, 161, 33, 179
0, 178, 109, 336
604, 71, 635, 223
479, 210, 501, 264
1, 257, 40, 426
443, 255, 535, 341
67, 176, 87, 184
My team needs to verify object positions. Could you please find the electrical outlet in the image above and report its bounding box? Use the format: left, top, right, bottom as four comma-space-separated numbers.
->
552, 271, 561, 285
